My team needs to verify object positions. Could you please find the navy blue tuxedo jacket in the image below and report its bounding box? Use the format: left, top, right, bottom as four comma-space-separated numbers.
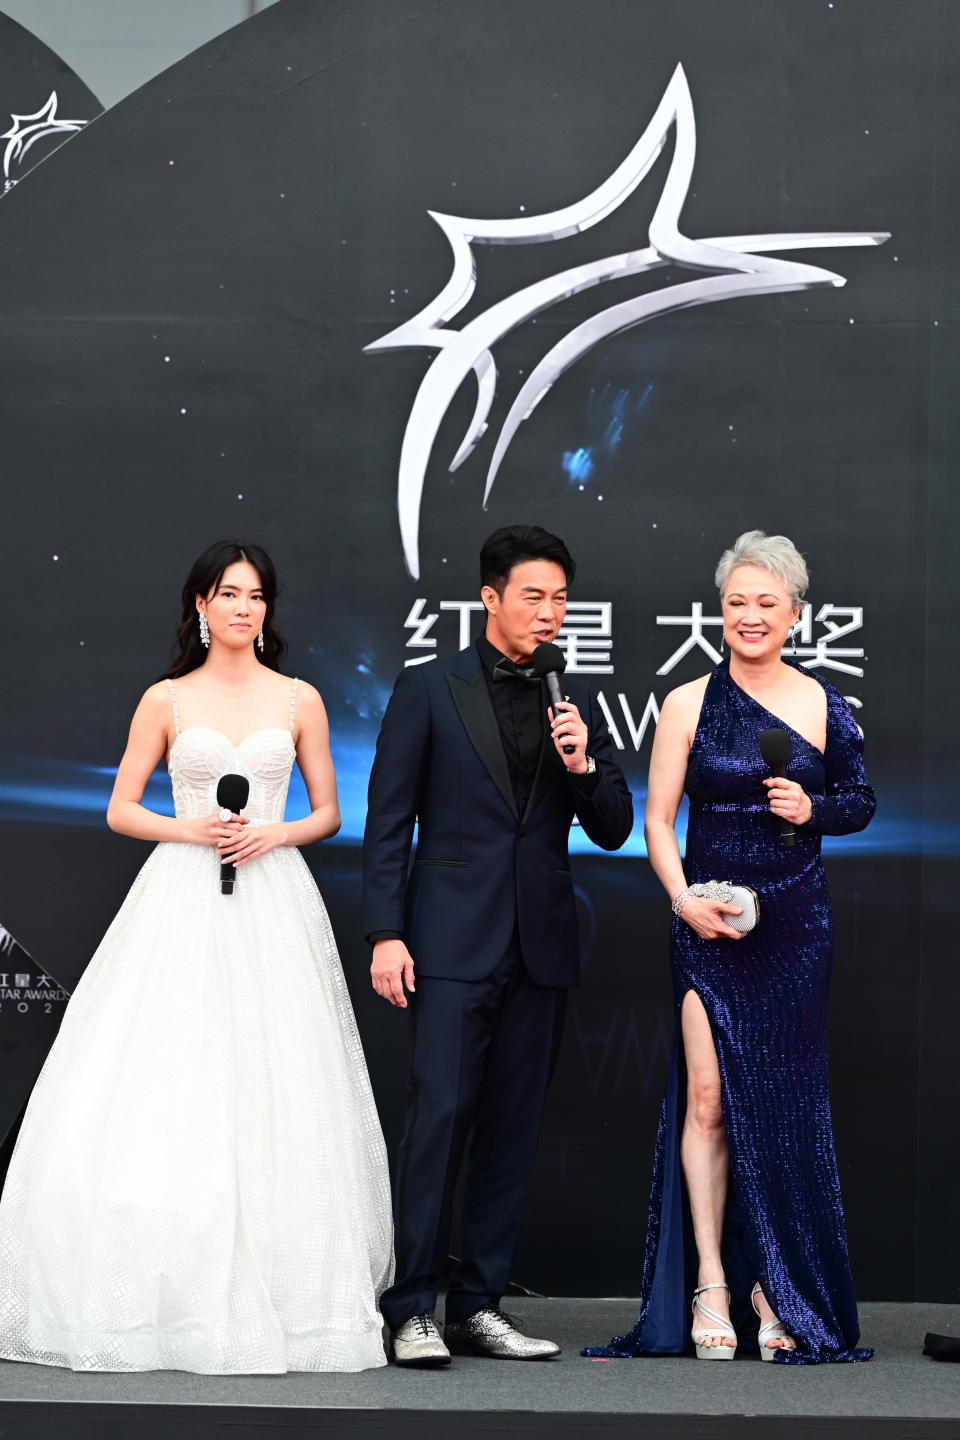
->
362, 645, 633, 988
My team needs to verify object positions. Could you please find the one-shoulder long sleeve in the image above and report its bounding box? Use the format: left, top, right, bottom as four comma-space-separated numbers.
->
803, 688, 876, 837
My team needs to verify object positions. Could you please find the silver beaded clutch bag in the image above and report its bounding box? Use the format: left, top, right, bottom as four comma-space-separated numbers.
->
688, 880, 761, 933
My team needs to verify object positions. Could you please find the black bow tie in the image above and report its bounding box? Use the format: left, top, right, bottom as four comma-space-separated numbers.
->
492, 660, 539, 685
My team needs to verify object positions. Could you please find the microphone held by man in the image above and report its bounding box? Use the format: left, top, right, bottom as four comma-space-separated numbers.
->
530, 641, 575, 754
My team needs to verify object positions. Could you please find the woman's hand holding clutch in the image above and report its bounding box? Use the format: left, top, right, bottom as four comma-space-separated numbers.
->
680, 897, 747, 941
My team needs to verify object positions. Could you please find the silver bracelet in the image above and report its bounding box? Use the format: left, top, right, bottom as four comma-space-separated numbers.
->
671, 888, 693, 916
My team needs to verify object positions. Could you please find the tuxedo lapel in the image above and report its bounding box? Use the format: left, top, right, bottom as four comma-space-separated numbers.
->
446, 653, 519, 823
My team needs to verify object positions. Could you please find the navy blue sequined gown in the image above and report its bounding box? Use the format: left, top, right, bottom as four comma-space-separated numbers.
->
585, 661, 876, 1365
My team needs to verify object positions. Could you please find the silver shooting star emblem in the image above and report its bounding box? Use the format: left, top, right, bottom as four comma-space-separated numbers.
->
365, 65, 889, 580
2, 91, 88, 188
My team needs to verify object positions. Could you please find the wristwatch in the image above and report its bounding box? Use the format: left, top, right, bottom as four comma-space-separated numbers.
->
584, 755, 597, 774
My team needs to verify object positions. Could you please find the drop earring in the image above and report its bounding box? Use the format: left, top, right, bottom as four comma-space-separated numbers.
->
198, 611, 210, 647
257, 628, 265, 653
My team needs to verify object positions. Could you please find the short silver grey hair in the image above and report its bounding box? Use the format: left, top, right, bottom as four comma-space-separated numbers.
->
715, 530, 809, 604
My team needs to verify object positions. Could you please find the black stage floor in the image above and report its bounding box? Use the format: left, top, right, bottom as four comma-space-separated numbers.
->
1, 1299, 959, 1440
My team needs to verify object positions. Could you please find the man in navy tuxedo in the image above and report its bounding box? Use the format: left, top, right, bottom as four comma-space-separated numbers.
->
363, 525, 633, 1365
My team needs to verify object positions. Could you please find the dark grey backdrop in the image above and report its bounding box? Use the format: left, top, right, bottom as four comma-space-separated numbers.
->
1, 0, 956, 1301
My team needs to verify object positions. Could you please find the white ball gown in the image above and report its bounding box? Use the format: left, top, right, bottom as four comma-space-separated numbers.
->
0, 678, 393, 1373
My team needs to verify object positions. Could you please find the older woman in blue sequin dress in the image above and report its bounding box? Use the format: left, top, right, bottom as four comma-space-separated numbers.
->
585, 531, 875, 1365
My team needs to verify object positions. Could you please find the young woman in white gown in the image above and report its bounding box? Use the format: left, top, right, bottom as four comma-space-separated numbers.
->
0, 541, 393, 1374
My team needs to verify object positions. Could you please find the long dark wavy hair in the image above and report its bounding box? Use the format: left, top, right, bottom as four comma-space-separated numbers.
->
160, 541, 288, 680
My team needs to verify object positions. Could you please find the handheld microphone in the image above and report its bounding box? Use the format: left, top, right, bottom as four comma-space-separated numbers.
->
216, 773, 250, 895
530, 641, 575, 754
759, 727, 795, 848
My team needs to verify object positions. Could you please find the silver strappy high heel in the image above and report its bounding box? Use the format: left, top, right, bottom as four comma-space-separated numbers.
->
751, 1282, 794, 1360
691, 1282, 737, 1360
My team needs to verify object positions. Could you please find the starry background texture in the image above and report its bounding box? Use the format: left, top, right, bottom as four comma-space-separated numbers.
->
0, 0, 957, 1300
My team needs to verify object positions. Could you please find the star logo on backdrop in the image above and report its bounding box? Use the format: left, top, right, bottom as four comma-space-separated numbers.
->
364, 64, 889, 579
2, 91, 88, 189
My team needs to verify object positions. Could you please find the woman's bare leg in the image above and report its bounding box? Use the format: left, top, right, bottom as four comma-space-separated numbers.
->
680, 989, 731, 1347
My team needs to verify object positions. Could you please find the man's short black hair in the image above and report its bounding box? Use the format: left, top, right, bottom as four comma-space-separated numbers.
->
479, 525, 576, 597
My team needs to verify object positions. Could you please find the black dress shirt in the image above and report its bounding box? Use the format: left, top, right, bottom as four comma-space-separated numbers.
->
476, 633, 544, 807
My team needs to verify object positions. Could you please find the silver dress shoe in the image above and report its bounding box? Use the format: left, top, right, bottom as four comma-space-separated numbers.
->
391, 1311, 452, 1367
444, 1307, 560, 1360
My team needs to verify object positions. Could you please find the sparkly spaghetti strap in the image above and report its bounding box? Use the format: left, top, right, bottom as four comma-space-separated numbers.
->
288, 677, 299, 734
165, 678, 181, 736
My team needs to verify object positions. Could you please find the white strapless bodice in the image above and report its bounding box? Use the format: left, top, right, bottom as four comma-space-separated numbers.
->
169, 727, 295, 822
